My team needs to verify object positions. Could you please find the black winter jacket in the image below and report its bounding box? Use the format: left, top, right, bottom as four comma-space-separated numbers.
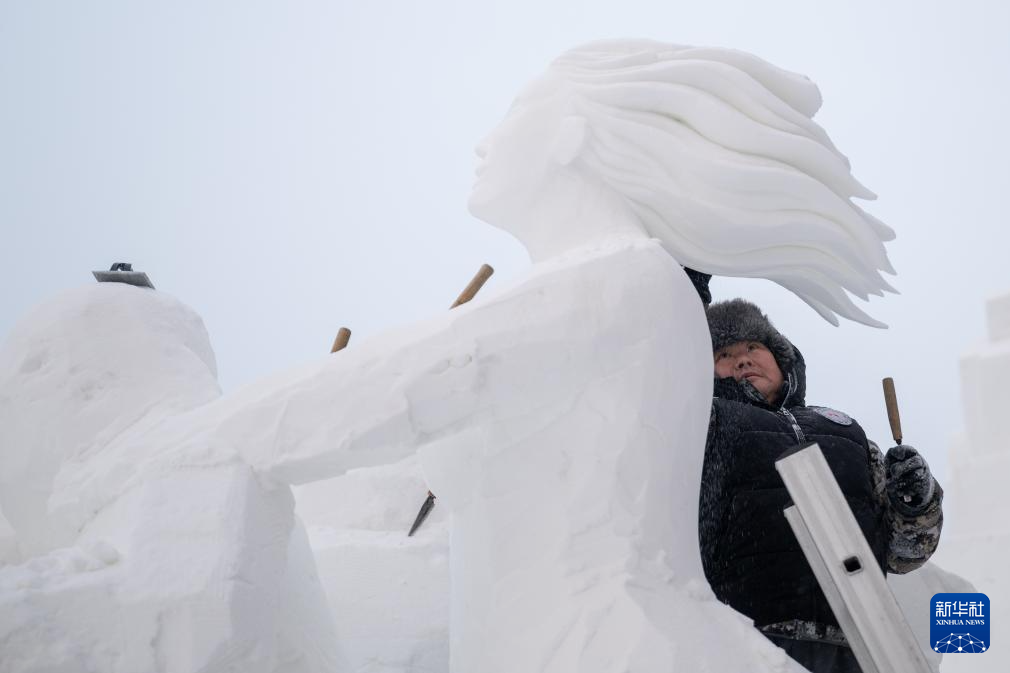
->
698, 351, 943, 630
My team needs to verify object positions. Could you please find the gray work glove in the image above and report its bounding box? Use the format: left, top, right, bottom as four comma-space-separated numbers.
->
885, 445, 935, 515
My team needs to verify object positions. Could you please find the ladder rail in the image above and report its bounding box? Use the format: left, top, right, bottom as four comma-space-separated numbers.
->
775, 443, 930, 673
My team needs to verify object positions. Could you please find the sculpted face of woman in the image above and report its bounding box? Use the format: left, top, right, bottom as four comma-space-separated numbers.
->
467, 73, 582, 234
714, 340, 784, 404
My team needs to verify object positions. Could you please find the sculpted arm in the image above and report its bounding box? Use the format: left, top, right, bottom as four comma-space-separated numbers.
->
212, 318, 479, 486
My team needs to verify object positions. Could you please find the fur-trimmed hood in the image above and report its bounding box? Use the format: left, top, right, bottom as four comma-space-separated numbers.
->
707, 298, 806, 408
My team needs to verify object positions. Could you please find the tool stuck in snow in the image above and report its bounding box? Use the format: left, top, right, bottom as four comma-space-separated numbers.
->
330, 327, 351, 354
408, 493, 437, 538
93, 262, 155, 289
407, 263, 495, 537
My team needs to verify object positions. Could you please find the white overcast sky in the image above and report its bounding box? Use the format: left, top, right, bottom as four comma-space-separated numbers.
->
2, 1, 1009, 487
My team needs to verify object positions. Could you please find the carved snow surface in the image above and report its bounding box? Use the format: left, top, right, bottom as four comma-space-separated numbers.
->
0, 239, 806, 673
0, 284, 342, 673
0, 39, 898, 673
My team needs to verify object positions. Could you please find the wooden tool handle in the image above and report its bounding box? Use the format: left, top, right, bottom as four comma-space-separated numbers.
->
332, 262, 493, 355
450, 264, 494, 309
330, 327, 352, 353
882, 377, 902, 445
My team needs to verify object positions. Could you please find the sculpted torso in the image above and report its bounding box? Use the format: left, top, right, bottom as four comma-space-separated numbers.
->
213, 234, 741, 671
380, 238, 714, 670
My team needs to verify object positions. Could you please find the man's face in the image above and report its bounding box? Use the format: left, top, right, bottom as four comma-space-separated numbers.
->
714, 341, 784, 404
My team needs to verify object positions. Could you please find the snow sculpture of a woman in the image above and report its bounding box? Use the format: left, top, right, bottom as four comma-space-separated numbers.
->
0, 40, 895, 672
215, 40, 894, 671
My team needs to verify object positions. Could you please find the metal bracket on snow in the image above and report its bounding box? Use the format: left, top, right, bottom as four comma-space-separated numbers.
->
93, 262, 155, 289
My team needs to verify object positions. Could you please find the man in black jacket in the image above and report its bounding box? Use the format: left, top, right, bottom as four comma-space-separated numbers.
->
698, 298, 943, 673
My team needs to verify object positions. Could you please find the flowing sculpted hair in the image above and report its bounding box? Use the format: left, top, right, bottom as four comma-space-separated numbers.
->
549, 40, 895, 326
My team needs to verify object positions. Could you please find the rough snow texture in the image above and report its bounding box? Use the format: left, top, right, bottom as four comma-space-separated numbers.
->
0, 284, 220, 558
293, 457, 450, 672
0, 285, 341, 673
931, 290, 1010, 672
